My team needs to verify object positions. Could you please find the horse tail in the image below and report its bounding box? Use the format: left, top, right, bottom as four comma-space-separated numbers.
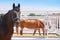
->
39, 20, 44, 35
39, 20, 44, 28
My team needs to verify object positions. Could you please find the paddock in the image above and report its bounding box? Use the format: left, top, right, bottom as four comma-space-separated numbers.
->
13, 15, 60, 37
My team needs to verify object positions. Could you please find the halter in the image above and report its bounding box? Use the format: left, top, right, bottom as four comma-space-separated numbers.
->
14, 11, 20, 18
11, 10, 20, 23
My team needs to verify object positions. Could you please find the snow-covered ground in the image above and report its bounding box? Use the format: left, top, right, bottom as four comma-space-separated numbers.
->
11, 36, 60, 40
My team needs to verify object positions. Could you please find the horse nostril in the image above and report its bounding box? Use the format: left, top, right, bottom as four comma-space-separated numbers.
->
14, 18, 18, 22
14, 18, 19, 24
15, 18, 19, 21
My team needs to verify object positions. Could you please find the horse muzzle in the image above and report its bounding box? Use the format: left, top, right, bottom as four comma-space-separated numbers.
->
14, 18, 20, 24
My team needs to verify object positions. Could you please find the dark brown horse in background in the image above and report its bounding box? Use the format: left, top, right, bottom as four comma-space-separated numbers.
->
0, 3, 20, 40
16, 19, 44, 35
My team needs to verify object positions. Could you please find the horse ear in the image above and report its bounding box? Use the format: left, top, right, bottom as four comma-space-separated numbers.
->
18, 3, 20, 8
13, 3, 15, 8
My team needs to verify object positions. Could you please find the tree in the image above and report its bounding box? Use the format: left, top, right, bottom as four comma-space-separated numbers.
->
28, 13, 36, 16
0, 13, 4, 16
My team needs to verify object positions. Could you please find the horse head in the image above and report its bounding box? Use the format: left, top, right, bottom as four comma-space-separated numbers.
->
6, 3, 20, 24
12, 3, 20, 23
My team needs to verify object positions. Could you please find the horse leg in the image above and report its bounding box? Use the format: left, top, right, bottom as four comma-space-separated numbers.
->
33, 29, 36, 35
20, 28, 23, 35
42, 28, 44, 36
16, 24, 19, 35
38, 29, 41, 35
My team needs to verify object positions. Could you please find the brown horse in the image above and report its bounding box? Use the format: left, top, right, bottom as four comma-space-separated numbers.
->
0, 3, 20, 40
16, 19, 44, 35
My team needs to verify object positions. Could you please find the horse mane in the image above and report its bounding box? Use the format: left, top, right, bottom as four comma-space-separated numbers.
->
4, 10, 12, 17
0, 10, 14, 35
0, 13, 9, 35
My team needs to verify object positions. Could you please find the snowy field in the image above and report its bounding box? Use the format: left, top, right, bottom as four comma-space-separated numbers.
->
11, 36, 60, 40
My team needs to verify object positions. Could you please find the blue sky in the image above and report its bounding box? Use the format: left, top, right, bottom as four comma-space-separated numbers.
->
0, 0, 60, 13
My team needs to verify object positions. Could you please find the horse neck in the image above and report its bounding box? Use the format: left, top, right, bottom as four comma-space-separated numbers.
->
5, 12, 14, 28
8, 17, 14, 26
20, 20, 25, 25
